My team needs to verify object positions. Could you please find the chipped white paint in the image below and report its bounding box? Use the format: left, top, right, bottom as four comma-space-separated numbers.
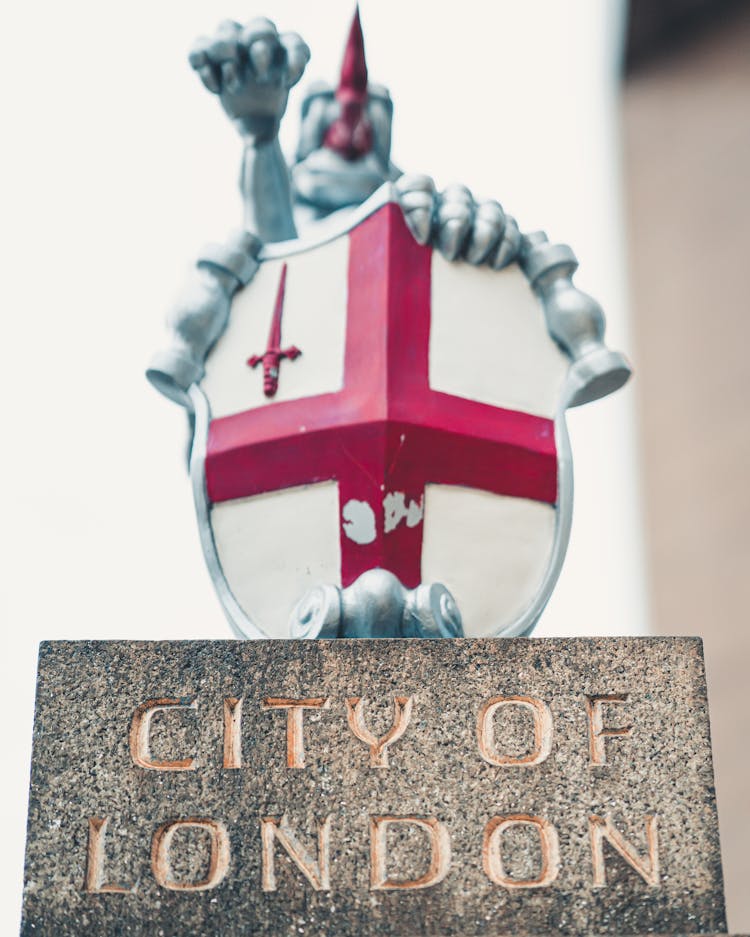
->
383, 492, 423, 533
211, 482, 341, 638
201, 235, 349, 419
421, 484, 556, 637
429, 257, 569, 418
342, 500, 376, 544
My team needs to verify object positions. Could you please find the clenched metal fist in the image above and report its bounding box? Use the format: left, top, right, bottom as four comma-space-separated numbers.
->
189, 18, 310, 143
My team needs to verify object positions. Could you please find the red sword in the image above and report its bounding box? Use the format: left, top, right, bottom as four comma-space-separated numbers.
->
247, 263, 301, 397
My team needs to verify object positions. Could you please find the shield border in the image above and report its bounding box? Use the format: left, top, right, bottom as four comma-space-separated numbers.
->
186, 182, 576, 640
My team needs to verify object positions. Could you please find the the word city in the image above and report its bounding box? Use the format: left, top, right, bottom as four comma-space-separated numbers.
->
86, 693, 659, 895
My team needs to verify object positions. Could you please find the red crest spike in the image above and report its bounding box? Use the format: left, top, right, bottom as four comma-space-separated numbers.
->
247, 263, 301, 398
323, 5, 374, 160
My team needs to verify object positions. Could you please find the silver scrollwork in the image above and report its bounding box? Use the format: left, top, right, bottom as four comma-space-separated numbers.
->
290, 569, 464, 640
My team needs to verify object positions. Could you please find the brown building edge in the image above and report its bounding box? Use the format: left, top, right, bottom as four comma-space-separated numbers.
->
623, 6, 750, 931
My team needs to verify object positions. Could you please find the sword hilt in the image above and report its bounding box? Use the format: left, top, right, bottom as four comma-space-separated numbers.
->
247, 346, 302, 397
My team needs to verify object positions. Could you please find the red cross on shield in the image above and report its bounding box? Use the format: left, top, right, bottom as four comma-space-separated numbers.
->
190, 187, 574, 639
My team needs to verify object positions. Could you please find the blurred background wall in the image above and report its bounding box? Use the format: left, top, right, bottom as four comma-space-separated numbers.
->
1, 0, 748, 931
623, 0, 750, 926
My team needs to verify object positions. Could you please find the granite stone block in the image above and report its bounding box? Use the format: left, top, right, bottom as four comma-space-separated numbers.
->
21, 638, 727, 935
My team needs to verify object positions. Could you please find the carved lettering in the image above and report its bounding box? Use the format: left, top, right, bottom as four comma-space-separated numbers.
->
260, 815, 332, 892
151, 818, 230, 891
345, 696, 414, 767
585, 694, 634, 765
129, 698, 198, 771
477, 696, 553, 766
84, 818, 135, 894
223, 697, 243, 769
589, 814, 660, 887
262, 697, 331, 768
482, 814, 560, 888
369, 816, 451, 890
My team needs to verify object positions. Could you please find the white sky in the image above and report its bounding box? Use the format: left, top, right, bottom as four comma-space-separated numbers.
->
0, 0, 645, 928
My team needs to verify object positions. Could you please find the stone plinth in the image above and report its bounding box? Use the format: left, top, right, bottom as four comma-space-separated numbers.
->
21, 638, 726, 935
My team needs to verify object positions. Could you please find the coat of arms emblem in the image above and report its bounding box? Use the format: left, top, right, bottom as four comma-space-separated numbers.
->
148, 10, 630, 640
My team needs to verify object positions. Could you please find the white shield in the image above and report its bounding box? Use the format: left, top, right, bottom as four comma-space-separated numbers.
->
189, 183, 575, 639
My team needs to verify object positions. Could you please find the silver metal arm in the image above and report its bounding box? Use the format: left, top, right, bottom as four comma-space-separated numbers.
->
189, 17, 310, 243
240, 138, 297, 242
392, 174, 631, 404
520, 233, 631, 406
147, 231, 261, 406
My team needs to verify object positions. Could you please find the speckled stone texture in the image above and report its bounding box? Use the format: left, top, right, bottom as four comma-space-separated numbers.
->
22, 638, 726, 936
